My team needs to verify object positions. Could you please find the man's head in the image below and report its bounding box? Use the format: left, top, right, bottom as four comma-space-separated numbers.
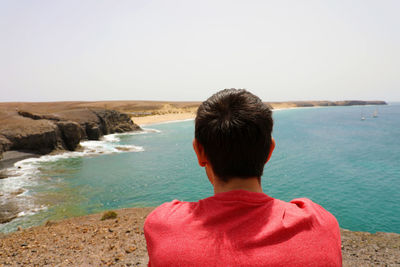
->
194, 89, 274, 182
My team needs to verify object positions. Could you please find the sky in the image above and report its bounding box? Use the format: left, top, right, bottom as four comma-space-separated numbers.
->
0, 0, 399, 102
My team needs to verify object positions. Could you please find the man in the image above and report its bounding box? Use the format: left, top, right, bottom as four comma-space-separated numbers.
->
144, 89, 342, 266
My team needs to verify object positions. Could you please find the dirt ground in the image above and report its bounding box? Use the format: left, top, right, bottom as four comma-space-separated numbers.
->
1, 207, 399, 267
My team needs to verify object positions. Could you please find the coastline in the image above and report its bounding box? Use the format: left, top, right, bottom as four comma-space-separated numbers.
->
130, 107, 297, 126
1, 101, 398, 266
1, 207, 399, 266
0, 151, 40, 171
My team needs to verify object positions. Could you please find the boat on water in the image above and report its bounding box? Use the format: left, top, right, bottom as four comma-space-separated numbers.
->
372, 109, 378, 118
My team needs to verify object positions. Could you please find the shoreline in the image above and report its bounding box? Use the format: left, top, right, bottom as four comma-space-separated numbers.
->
130, 103, 387, 126
1, 207, 399, 266
0, 102, 386, 171
0, 103, 376, 172
0, 104, 393, 227
0, 151, 41, 171
0, 105, 392, 226
130, 108, 294, 126
131, 112, 196, 126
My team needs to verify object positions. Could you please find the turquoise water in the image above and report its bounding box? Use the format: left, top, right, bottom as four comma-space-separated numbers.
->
1, 104, 399, 233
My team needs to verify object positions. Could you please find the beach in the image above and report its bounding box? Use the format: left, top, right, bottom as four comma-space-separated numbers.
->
131, 112, 195, 126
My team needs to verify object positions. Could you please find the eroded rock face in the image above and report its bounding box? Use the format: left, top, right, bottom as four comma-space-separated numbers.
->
85, 122, 102, 140
1, 119, 60, 154
92, 109, 141, 134
52, 108, 140, 140
0, 135, 12, 160
18, 110, 60, 121
56, 121, 82, 151
0, 108, 141, 156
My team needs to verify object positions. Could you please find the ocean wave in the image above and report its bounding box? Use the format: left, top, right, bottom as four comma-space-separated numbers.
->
17, 205, 48, 218
101, 128, 161, 143
140, 128, 161, 133
0, 129, 159, 227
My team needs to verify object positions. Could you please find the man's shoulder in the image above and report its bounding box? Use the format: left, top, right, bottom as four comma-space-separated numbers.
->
274, 198, 340, 240
145, 199, 195, 227
287, 197, 339, 225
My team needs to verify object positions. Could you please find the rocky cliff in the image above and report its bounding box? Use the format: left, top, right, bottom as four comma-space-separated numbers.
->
0, 108, 141, 159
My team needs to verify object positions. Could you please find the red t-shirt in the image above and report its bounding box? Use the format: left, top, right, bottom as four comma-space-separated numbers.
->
144, 190, 342, 267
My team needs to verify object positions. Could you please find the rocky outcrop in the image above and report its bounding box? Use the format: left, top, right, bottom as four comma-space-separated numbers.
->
92, 109, 141, 134
0, 118, 60, 154
55, 121, 82, 151
0, 109, 141, 158
51, 109, 141, 140
0, 136, 12, 160
17, 111, 61, 121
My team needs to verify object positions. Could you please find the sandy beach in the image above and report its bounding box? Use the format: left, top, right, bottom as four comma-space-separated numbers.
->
131, 112, 195, 126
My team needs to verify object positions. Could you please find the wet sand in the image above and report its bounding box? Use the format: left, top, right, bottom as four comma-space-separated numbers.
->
0, 151, 40, 171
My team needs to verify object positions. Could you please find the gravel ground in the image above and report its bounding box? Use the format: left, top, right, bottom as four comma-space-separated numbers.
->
0, 208, 154, 266
1, 207, 399, 266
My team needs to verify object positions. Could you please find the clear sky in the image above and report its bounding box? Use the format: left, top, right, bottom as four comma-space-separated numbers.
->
0, 0, 399, 102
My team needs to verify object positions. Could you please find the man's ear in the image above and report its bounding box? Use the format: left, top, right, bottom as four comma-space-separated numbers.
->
193, 139, 207, 167
265, 137, 275, 164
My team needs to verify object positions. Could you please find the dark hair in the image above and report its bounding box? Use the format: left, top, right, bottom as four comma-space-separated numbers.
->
195, 89, 273, 182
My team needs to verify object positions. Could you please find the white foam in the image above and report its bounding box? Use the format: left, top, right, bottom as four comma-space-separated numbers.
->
80, 140, 144, 154
0, 129, 158, 223
115, 128, 161, 134
102, 134, 120, 142
17, 205, 47, 217
140, 128, 161, 133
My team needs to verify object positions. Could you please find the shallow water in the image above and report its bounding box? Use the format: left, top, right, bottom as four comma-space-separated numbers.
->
1, 104, 399, 233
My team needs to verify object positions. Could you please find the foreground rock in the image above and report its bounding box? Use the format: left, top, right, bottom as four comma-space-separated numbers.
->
0, 207, 153, 266
0, 108, 141, 159
341, 229, 400, 266
0, 207, 399, 266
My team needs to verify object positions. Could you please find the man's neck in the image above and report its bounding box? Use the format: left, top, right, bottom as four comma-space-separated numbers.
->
213, 177, 263, 194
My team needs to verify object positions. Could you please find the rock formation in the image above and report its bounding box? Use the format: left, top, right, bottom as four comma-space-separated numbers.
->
0, 108, 141, 159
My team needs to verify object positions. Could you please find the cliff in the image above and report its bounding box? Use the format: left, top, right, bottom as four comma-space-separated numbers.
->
0, 108, 141, 160
0, 208, 399, 266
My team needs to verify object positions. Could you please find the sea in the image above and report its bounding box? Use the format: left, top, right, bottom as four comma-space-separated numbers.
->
1, 104, 399, 234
